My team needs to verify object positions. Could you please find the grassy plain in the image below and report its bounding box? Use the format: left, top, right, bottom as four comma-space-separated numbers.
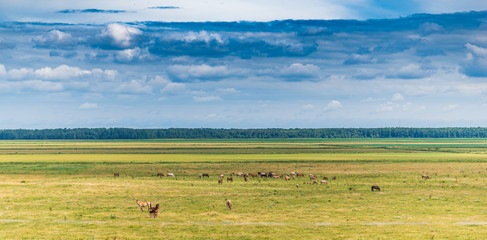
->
1, 139, 487, 239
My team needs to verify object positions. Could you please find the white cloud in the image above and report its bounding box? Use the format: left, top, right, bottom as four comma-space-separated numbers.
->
193, 96, 222, 102
0, 64, 6, 75
461, 43, 487, 77
392, 64, 430, 79
116, 80, 152, 94
35, 65, 91, 80
182, 31, 223, 43
302, 104, 315, 110
116, 47, 151, 62
281, 63, 320, 78
324, 100, 342, 111
22, 80, 63, 92
102, 23, 142, 48
168, 64, 234, 80
160, 82, 187, 94
79, 103, 98, 109
376, 102, 400, 112
391, 93, 405, 101
217, 88, 238, 94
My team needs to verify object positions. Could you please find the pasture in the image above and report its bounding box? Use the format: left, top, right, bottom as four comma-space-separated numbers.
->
1, 139, 487, 239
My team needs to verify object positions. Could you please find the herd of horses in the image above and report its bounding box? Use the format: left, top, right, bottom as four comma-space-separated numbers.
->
122, 172, 431, 216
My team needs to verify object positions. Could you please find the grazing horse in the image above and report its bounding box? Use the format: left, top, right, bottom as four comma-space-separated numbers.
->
321, 180, 327, 185
149, 204, 159, 218
422, 175, 430, 180
244, 177, 248, 182
227, 177, 233, 182
157, 173, 164, 177
312, 180, 318, 185
309, 175, 317, 180
167, 173, 175, 177
260, 172, 268, 178
297, 173, 304, 178
331, 176, 336, 180
296, 184, 299, 188
226, 199, 232, 210
113, 173, 119, 177
136, 200, 151, 212
371, 185, 381, 191
323, 176, 328, 180
218, 179, 223, 184
219, 174, 224, 178
202, 173, 210, 178
285, 176, 290, 181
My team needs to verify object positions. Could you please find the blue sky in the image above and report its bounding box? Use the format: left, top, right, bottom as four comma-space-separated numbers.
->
0, 1, 486, 128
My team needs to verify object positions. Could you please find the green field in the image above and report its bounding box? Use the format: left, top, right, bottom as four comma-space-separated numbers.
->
1, 139, 487, 239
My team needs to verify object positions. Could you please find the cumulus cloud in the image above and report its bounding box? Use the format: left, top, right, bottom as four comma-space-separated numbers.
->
193, 96, 222, 102
116, 80, 152, 94
324, 100, 342, 111
160, 82, 187, 94
343, 54, 379, 65
33, 30, 74, 49
1, 64, 116, 81
100, 23, 142, 49
35, 65, 91, 80
391, 93, 405, 101
79, 103, 98, 109
115, 47, 151, 62
388, 64, 431, 79
168, 64, 234, 81
280, 63, 320, 80
461, 43, 487, 77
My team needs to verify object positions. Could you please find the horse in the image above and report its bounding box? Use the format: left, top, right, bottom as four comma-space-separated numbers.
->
157, 173, 164, 177
422, 175, 430, 180
285, 176, 290, 181
167, 173, 175, 177
312, 180, 318, 185
323, 176, 328, 180
202, 173, 210, 178
320, 180, 327, 185
136, 200, 151, 212
113, 173, 119, 177
371, 185, 381, 191
149, 204, 159, 218
226, 199, 232, 210
227, 177, 233, 182
218, 179, 223, 184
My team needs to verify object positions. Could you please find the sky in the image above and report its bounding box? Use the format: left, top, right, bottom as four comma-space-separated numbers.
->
0, 1, 486, 129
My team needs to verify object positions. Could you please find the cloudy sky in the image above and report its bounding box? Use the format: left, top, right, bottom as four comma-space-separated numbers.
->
0, 1, 486, 128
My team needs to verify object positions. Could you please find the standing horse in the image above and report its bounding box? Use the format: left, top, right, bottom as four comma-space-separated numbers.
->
371, 185, 381, 191
113, 173, 119, 177
136, 200, 152, 212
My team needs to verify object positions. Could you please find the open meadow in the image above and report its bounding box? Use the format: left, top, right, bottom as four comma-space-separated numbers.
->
1, 139, 487, 239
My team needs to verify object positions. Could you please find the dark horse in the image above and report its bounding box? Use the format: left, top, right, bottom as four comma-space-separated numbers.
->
371, 185, 380, 191
114, 173, 119, 177
157, 173, 164, 177
202, 173, 210, 178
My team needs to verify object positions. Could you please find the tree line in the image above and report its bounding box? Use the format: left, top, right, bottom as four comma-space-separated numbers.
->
0, 128, 487, 139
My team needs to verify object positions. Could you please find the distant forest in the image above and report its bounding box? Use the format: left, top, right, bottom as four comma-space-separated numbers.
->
0, 128, 487, 139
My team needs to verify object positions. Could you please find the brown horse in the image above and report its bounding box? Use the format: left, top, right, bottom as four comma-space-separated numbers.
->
226, 199, 232, 210
218, 179, 223, 184
227, 177, 233, 182
371, 185, 380, 191
157, 173, 164, 177
422, 175, 430, 180
202, 173, 210, 178
113, 173, 119, 177
149, 204, 159, 218
136, 200, 151, 212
